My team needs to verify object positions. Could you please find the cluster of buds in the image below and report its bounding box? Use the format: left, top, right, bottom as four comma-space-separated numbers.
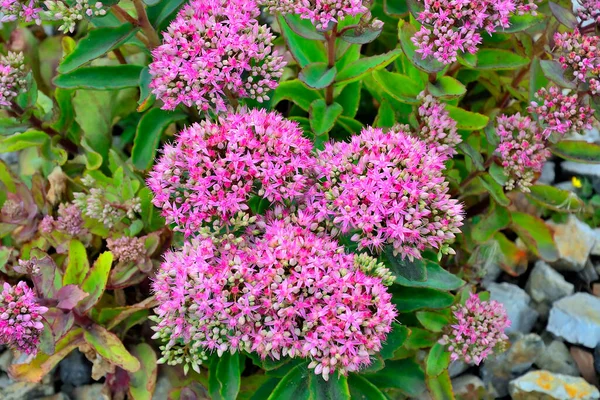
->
415, 91, 462, 158
576, 0, 600, 26
553, 29, 600, 89
0, 52, 27, 108
107, 236, 146, 264
0, 0, 42, 24
40, 203, 86, 237
44, 0, 106, 33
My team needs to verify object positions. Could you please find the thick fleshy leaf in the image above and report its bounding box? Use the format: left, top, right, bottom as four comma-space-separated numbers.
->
380, 323, 410, 359
278, 16, 327, 67
475, 49, 529, 70
494, 232, 529, 276
427, 76, 466, 99
404, 327, 439, 349
526, 185, 584, 212
77, 251, 114, 312
335, 49, 402, 84
283, 14, 325, 40
479, 174, 510, 206
416, 311, 451, 333
267, 364, 310, 400
384, 0, 408, 16
309, 100, 343, 135
272, 80, 323, 112
391, 286, 455, 312
394, 260, 464, 291
372, 70, 421, 104
549, 1, 578, 29
300, 63, 337, 89
128, 343, 158, 400
458, 142, 485, 170
83, 324, 140, 372
209, 352, 241, 400
63, 239, 89, 286
137, 67, 154, 111
383, 246, 427, 281
539, 60, 577, 89
427, 370, 455, 400
341, 26, 383, 44
448, 107, 489, 131
309, 374, 350, 400
426, 343, 451, 377
348, 374, 386, 400
54, 66, 143, 90
55, 285, 88, 310
472, 202, 511, 243
551, 140, 600, 163
510, 212, 559, 262
364, 358, 426, 397
504, 14, 544, 32
0, 130, 49, 153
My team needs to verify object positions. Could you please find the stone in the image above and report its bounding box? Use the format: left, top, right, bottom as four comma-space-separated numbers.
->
547, 293, 600, 348
578, 261, 599, 285
40, 394, 70, 400
152, 374, 173, 400
487, 282, 539, 334
0, 381, 55, 400
448, 360, 469, 378
592, 229, 600, 256
562, 161, 600, 179
451, 374, 489, 398
509, 370, 600, 400
72, 384, 109, 400
569, 347, 598, 386
539, 161, 556, 184
546, 216, 596, 272
526, 261, 574, 304
536, 341, 580, 376
0, 350, 12, 372
555, 181, 576, 192
59, 349, 92, 387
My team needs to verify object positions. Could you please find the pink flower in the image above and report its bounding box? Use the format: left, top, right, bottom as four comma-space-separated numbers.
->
309, 125, 464, 259
0, 281, 48, 356
528, 87, 594, 138
439, 293, 510, 365
0, 0, 42, 23
576, 0, 600, 25
149, 0, 286, 113
495, 113, 550, 191
41, 203, 86, 237
553, 29, 600, 85
147, 109, 314, 236
0, 52, 26, 108
412, 0, 538, 63
415, 91, 462, 158
151, 219, 396, 379
107, 236, 146, 264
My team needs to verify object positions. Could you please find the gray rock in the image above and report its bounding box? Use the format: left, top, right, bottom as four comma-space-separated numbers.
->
72, 384, 108, 400
448, 360, 468, 378
546, 216, 596, 272
562, 161, 600, 179
0, 350, 12, 372
451, 374, 489, 398
509, 370, 600, 400
594, 345, 600, 374
0, 381, 55, 400
526, 261, 574, 304
152, 374, 173, 400
592, 228, 600, 256
59, 350, 91, 387
555, 181, 576, 192
536, 341, 580, 376
578, 260, 599, 284
488, 282, 539, 334
539, 161, 556, 184
547, 293, 600, 348
532, 300, 551, 321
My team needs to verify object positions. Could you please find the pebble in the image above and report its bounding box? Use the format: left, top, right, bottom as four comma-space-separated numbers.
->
72, 384, 109, 400
59, 350, 92, 388
525, 261, 574, 304
488, 282, 539, 334
546, 216, 597, 272
535, 341, 580, 376
577, 261, 599, 285
451, 374, 488, 398
547, 293, 600, 348
509, 370, 600, 400
562, 161, 600, 179
539, 161, 556, 184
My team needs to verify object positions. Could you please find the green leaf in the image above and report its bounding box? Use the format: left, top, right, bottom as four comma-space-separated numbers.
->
283, 14, 325, 40
526, 184, 584, 212
504, 14, 544, 32
54, 65, 143, 90
310, 100, 343, 135
447, 106, 489, 131
300, 63, 337, 89
382, 246, 427, 282
416, 311, 451, 332
374, 99, 396, 128
457, 142, 485, 170
551, 140, 600, 163
132, 108, 187, 170
63, 239, 89, 286
340, 26, 383, 44
128, 343, 158, 400
404, 327, 439, 349
472, 202, 511, 243
335, 49, 401, 84
391, 286, 455, 312
348, 374, 386, 400
427, 76, 466, 99
278, 15, 327, 67
338, 81, 361, 118
137, 66, 154, 111
268, 364, 310, 400
399, 20, 445, 73
83, 324, 140, 373
364, 358, 426, 397
309, 375, 350, 400
510, 212, 559, 262
549, 1, 578, 29
475, 49, 529, 70
427, 370, 455, 400
58, 24, 138, 73
77, 251, 113, 312
0, 130, 49, 152
479, 174, 510, 206
426, 343, 451, 377
380, 323, 410, 359
394, 260, 464, 291
539, 60, 577, 89
210, 352, 241, 400
529, 58, 549, 102
372, 70, 421, 104
272, 80, 323, 112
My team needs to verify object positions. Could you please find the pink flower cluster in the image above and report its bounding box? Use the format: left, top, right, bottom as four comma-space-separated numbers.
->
107, 236, 146, 264
0, 52, 26, 108
528, 87, 594, 138
416, 92, 462, 157
151, 219, 396, 380
310, 125, 464, 259
0, 0, 42, 24
40, 203, 86, 237
412, 0, 537, 63
439, 293, 510, 365
258, 0, 369, 30
576, 0, 600, 24
149, 0, 285, 113
0, 281, 47, 355
495, 113, 550, 191
147, 109, 314, 236
554, 29, 600, 90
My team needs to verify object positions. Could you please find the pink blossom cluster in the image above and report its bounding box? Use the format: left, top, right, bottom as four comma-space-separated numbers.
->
151, 219, 396, 379
107, 236, 146, 264
439, 293, 510, 365
495, 113, 550, 191
576, 0, 600, 24
528, 87, 594, 138
147, 109, 314, 236
258, 0, 369, 31
0, 0, 42, 24
416, 92, 462, 157
412, 0, 537, 64
0, 281, 47, 355
309, 125, 464, 259
149, 0, 285, 113
554, 29, 600, 91
0, 52, 26, 108
40, 203, 86, 237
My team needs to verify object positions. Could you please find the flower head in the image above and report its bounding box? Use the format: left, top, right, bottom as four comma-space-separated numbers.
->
44, 0, 106, 33
149, 0, 285, 112
0, 0, 42, 23
147, 109, 314, 236
0, 52, 27, 108
553, 29, 600, 84
107, 236, 146, 264
310, 125, 464, 259
151, 220, 396, 379
0, 281, 48, 355
41, 203, 86, 237
576, 0, 600, 25
439, 293, 510, 365
415, 91, 462, 158
495, 113, 550, 191
528, 87, 594, 138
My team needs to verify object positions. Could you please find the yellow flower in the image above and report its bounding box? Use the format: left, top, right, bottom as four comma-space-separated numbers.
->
572, 176, 582, 188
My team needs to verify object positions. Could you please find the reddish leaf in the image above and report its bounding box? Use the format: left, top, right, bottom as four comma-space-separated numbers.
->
55, 284, 89, 310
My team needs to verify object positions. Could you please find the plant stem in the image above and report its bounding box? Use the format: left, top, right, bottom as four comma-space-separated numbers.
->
499, 66, 529, 109
112, 5, 138, 25
132, 0, 161, 49
113, 49, 127, 64
325, 24, 338, 105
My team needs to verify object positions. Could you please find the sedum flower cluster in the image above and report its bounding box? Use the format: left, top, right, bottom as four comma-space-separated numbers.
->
40, 203, 86, 237
554, 29, 600, 95
412, 0, 538, 63
576, 0, 600, 24
107, 236, 146, 264
439, 293, 510, 365
416, 92, 462, 157
0, 52, 27, 108
529, 87, 594, 138
0, 281, 47, 356
495, 113, 550, 192
149, 0, 285, 113
0, 0, 42, 23
44, 0, 106, 33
